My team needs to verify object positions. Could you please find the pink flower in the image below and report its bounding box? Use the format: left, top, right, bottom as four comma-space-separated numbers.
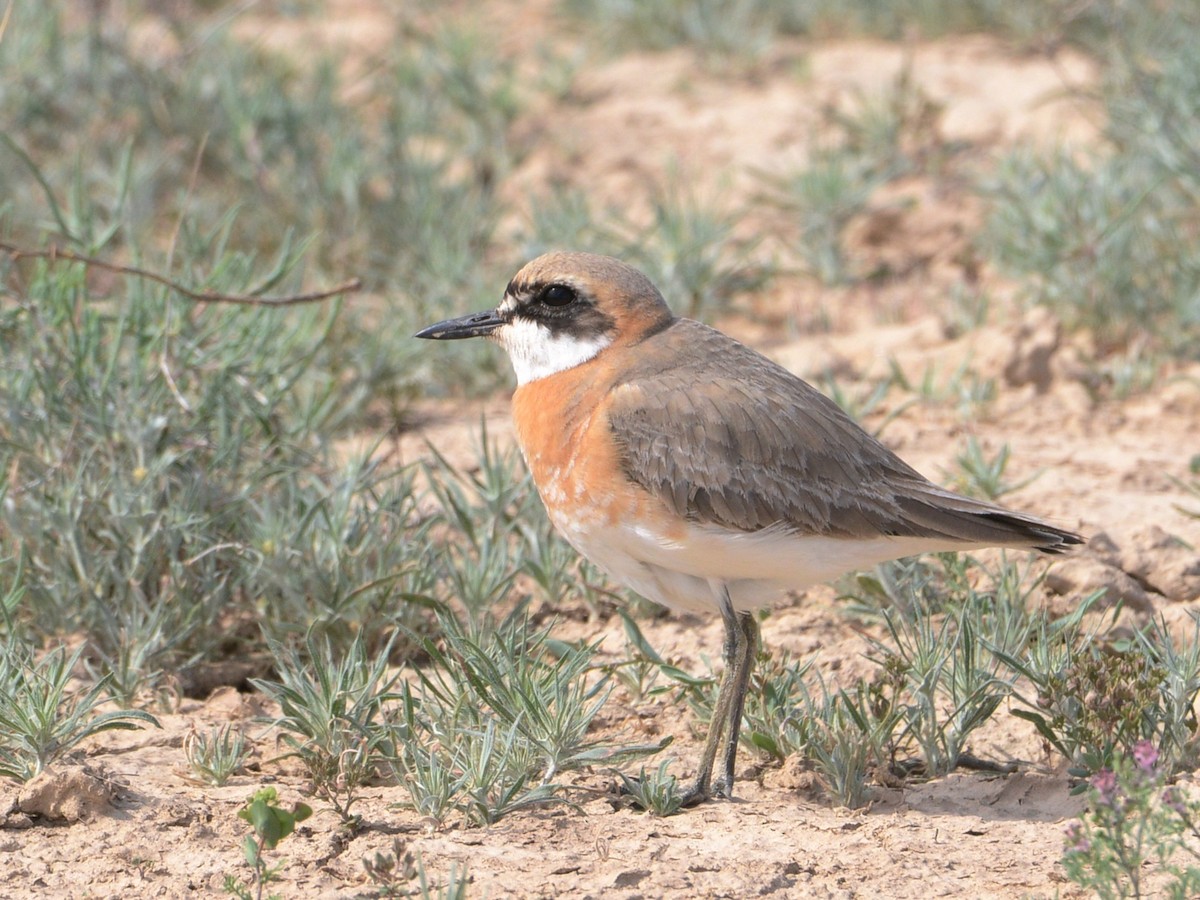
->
1091, 768, 1119, 805
1132, 740, 1159, 774
1063, 820, 1090, 853
1163, 786, 1187, 816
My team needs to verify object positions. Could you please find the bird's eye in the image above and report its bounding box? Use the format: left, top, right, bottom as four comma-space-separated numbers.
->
540, 284, 576, 307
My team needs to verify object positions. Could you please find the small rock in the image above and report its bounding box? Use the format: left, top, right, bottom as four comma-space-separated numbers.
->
767, 754, 820, 794
1003, 307, 1061, 393
614, 869, 650, 888
1117, 526, 1200, 603
2, 812, 34, 830
1086, 531, 1122, 561
17, 764, 117, 823
1043, 556, 1155, 613
0, 786, 23, 828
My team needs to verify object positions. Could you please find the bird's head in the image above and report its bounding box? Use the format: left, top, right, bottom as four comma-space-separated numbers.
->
415, 251, 673, 385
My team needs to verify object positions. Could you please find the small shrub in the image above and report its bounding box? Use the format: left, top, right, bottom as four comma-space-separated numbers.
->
225, 787, 313, 900
185, 724, 251, 787
0, 643, 158, 781
1062, 741, 1200, 900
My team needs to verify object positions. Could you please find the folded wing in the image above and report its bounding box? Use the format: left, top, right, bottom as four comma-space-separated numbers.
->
607, 319, 1081, 552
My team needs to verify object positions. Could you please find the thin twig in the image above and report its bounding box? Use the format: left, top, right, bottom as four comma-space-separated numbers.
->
0, 240, 361, 306
159, 136, 212, 413
159, 355, 193, 413
0, 1, 15, 46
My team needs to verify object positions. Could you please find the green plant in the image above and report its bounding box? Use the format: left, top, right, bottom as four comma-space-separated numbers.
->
672, 554, 1059, 806
951, 437, 1041, 501
1130, 616, 1200, 774
1062, 742, 1200, 900
561, 0, 1083, 58
363, 838, 467, 899
420, 426, 566, 621
738, 648, 815, 762
872, 603, 1011, 776
0, 643, 158, 781
760, 147, 887, 286
185, 724, 251, 787
424, 863, 470, 900
981, 3, 1200, 357
631, 176, 770, 320
755, 66, 953, 288
246, 455, 432, 653
0, 191, 444, 688
225, 787, 313, 900
617, 758, 685, 817
884, 357, 997, 421
1082, 340, 1163, 401
427, 614, 614, 781
362, 838, 420, 898
994, 603, 1200, 779
560, 0, 801, 59
252, 634, 400, 823
944, 282, 992, 335
606, 610, 671, 702
1169, 453, 1200, 518
841, 554, 954, 621
818, 369, 915, 437
841, 553, 1058, 779
787, 676, 903, 809
390, 605, 666, 827
0, 3, 525, 402
390, 701, 466, 827
655, 617, 900, 809
829, 65, 948, 180
453, 719, 564, 826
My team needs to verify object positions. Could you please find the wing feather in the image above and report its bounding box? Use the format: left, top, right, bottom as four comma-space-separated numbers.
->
607, 319, 1080, 551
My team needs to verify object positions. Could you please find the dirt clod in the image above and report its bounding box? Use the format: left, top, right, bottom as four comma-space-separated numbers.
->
16, 765, 118, 823
1043, 555, 1156, 613
1116, 526, 1200, 603
1003, 306, 1062, 393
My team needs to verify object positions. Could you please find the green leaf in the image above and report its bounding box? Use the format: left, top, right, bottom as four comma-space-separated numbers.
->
619, 609, 664, 664
748, 731, 780, 757
659, 665, 710, 687
568, 737, 672, 765
242, 834, 260, 867
1011, 709, 1072, 759
248, 798, 284, 847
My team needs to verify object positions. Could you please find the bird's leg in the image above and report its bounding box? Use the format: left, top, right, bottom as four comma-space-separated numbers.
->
681, 591, 740, 807
712, 610, 759, 798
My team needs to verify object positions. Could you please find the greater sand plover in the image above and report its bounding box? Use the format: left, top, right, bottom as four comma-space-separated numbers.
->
416, 251, 1082, 805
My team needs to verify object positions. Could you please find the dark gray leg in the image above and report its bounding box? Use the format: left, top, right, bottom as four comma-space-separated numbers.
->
713, 611, 759, 797
682, 589, 757, 806
680, 595, 739, 805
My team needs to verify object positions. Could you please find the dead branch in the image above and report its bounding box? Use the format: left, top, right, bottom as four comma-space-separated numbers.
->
0, 239, 362, 306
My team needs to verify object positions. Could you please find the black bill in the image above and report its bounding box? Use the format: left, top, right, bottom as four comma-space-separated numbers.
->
414, 309, 506, 340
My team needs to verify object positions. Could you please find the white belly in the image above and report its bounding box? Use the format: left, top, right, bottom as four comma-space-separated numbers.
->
549, 510, 965, 615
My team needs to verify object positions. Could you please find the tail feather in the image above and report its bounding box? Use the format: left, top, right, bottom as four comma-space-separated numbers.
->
895, 481, 1083, 553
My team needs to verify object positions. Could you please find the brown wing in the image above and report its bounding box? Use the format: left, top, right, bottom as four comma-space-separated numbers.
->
607, 319, 1080, 551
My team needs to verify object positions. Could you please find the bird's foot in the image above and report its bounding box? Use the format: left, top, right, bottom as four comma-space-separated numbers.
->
679, 776, 733, 808
678, 783, 708, 808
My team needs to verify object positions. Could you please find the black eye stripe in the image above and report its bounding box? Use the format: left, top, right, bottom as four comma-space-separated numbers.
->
507, 281, 615, 341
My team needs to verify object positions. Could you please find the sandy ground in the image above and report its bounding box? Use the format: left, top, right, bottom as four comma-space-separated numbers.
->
5, 4, 1200, 898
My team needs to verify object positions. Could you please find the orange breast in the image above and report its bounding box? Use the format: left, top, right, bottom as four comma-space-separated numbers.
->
511, 357, 685, 542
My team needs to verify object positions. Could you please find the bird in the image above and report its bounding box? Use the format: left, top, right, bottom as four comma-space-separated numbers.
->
415, 250, 1082, 806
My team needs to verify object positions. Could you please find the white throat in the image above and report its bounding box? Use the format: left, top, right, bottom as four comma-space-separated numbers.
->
495, 318, 612, 385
